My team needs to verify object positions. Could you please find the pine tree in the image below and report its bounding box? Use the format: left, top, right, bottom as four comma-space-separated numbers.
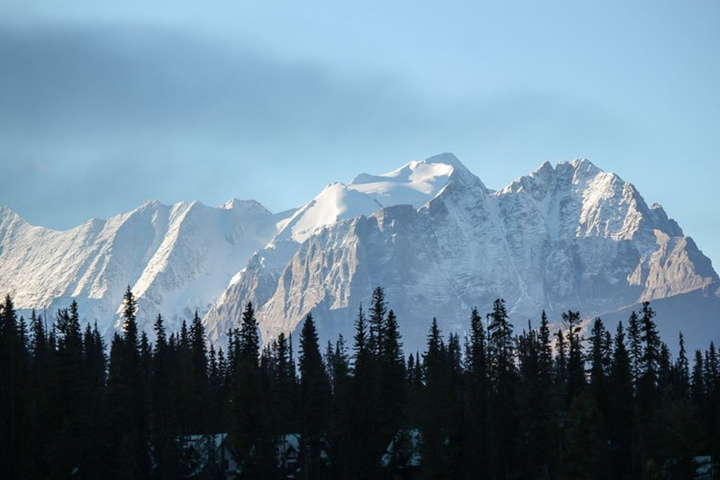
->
704, 342, 720, 464
150, 314, 181, 480
47, 303, 87, 477
628, 310, 643, 390
691, 350, 705, 411
516, 314, 557, 479
229, 302, 271, 476
298, 313, 330, 479
270, 332, 297, 435
608, 321, 635, 478
379, 309, 405, 448
189, 311, 208, 433
25, 310, 53, 478
638, 301, 661, 406
367, 286, 386, 358
0, 295, 29, 479
238, 302, 260, 364
104, 287, 151, 479
562, 310, 585, 406
485, 299, 517, 480
674, 332, 690, 397
587, 317, 612, 412
347, 305, 378, 479
464, 307, 490, 478
420, 318, 451, 479
326, 334, 352, 479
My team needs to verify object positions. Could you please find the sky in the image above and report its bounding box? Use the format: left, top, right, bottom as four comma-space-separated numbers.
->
1, 1, 718, 267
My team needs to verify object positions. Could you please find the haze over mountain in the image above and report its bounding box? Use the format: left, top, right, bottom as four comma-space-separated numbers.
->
1, 154, 717, 352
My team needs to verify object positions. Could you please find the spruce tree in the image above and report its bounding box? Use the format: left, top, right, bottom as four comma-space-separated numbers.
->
674, 332, 690, 397
420, 318, 451, 479
627, 310, 643, 390
562, 310, 585, 406
638, 301, 661, 406
348, 305, 378, 479
464, 307, 490, 478
298, 313, 330, 479
229, 301, 271, 476
0, 295, 29, 479
608, 321, 635, 478
368, 286, 386, 358
48, 303, 87, 478
189, 311, 208, 433
150, 314, 181, 480
379, 309, 405, 447
326, 334, 352, 479
105, 287, 151, 479
587, 317, 611, 412
516, 317, 556, 479
485, 299, 517, 480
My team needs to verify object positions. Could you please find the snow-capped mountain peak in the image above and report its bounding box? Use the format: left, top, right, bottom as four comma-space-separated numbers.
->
220, 198, 272, 216
349, 152, 486, 208
3, 153, 718, 355
277, 182, 383, 244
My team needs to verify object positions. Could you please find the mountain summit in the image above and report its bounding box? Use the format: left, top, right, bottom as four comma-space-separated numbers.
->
1, 154, 717, 351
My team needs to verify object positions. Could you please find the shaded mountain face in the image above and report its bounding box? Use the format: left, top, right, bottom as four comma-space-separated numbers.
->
1, 153, 717, 352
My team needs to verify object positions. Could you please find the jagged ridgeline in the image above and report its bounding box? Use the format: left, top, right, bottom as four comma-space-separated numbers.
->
1, 154, 718, 354
1, 288, 719, 478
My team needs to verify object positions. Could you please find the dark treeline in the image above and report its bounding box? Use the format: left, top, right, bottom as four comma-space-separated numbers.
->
1, 287, 719, 479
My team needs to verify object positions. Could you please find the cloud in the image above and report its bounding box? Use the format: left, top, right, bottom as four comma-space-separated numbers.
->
0, 22, 432, 145
0, 21, 631, 229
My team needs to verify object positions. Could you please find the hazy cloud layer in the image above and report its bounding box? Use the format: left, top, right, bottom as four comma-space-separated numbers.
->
0, 21, 631, 229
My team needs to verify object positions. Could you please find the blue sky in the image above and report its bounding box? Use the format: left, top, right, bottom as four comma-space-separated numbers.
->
1, 1, 718, 267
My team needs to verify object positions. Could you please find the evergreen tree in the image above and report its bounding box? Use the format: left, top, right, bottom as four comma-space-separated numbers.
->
587, 317, 611, 412
189, 311, 209, 433
347, 305, 379, 479
562, 310, 585, 406
229, 302, 273, 477
627, 310, 643, 390
0, 295, 29, 479
674, 332, 690, 397
47, 303, 88, 477
691, 350, 705, 411
104, 287, 151, 479
485, 299, 517, 480
367, 286, 386, 358
379, 309, 406, 447
563, 392, 609, 480
326, 334, 352, 479
270, 332, 297, 435
638, 301, 661, 406
516, 314, 557, 479
150, 314, 181, 480
420, 318, 454, 479
608, 321, 635, 478
297, 313, 331, 479
464, 307, 490, 479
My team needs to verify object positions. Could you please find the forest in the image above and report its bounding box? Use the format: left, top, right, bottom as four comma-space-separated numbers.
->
1, 286, 719, 479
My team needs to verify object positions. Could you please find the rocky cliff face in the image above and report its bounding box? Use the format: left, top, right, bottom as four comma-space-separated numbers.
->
204, 155, 718, 352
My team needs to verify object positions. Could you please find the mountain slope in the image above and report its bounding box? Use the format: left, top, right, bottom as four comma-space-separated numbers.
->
202, 152, 486, 343
205, 157, 718, 352
1, 153, 717, 353
0, 199, 286, 336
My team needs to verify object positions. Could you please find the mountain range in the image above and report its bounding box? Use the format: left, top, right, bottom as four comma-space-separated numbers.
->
1, 153, 718, 353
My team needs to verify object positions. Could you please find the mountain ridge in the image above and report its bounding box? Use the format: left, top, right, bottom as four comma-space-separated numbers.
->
1, 154, 717, 352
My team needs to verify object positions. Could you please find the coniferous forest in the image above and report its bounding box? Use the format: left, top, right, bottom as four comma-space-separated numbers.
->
1, 286, 719, 479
